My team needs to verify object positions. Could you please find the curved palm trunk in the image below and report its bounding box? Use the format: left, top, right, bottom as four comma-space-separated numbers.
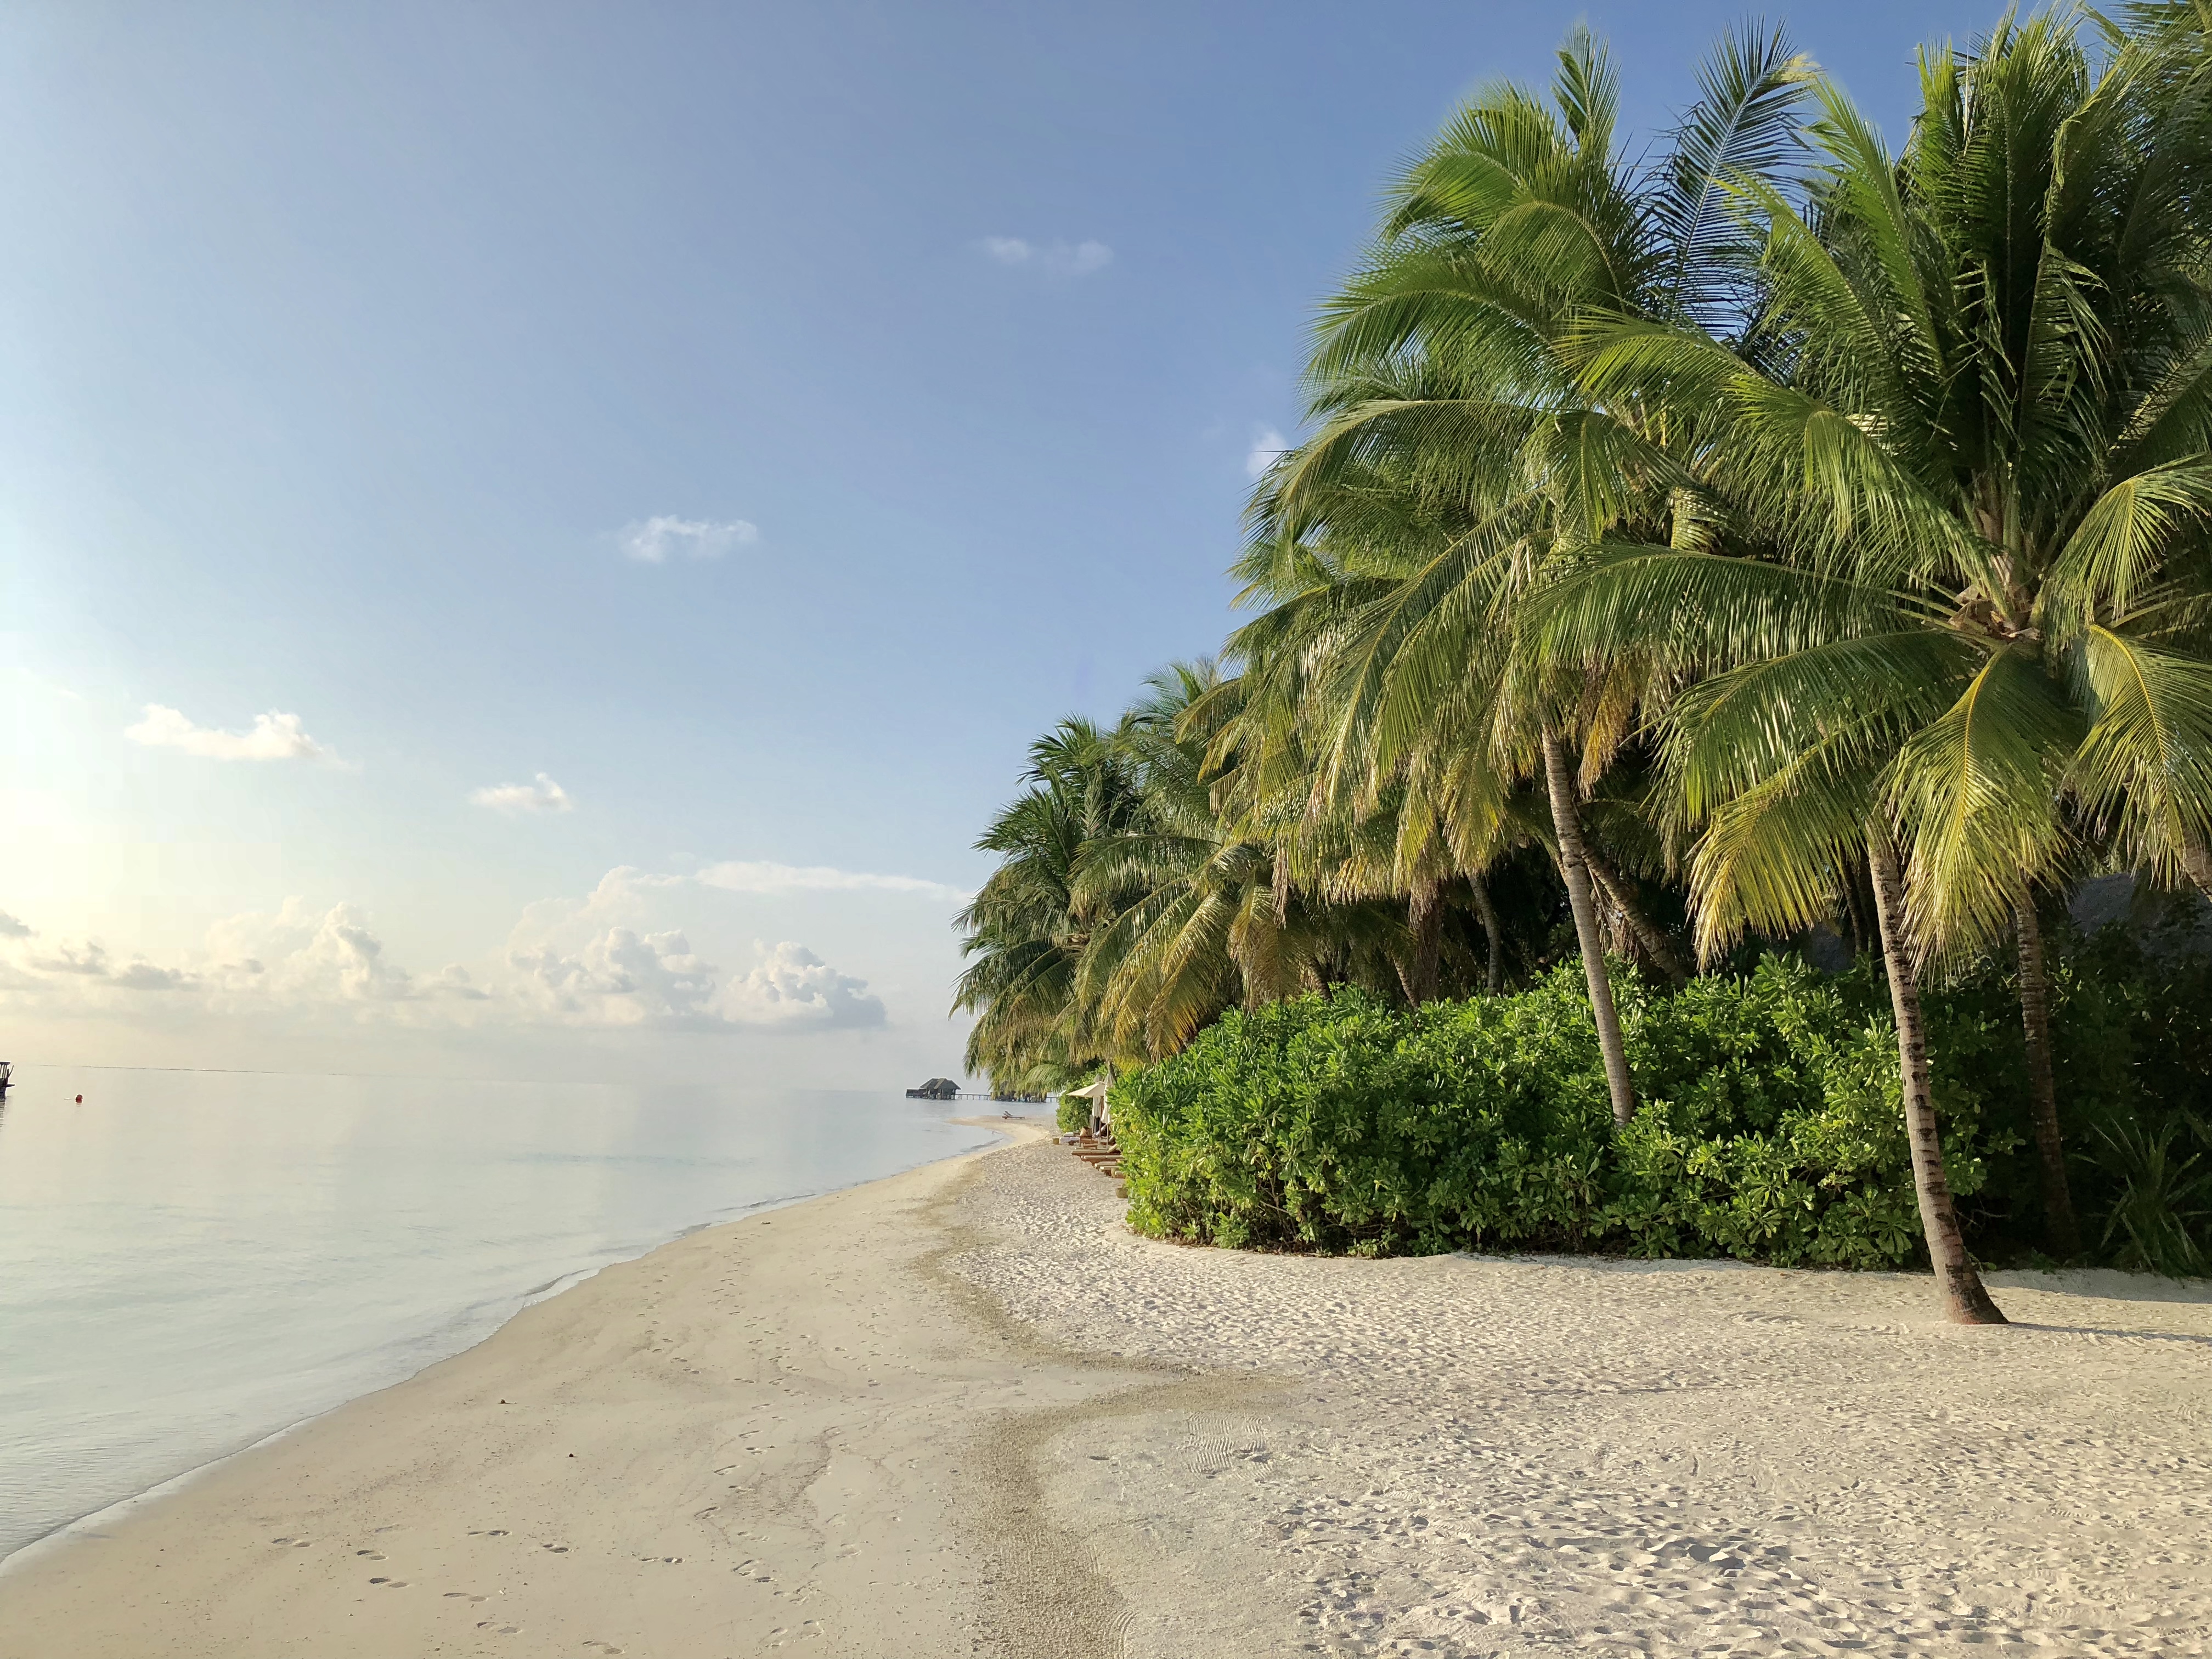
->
2183, 832, 2212, 905
1542, 731, 1638, 1126
2013, 894, 2080, 1259
1866, 836, 2007, 1324
1584, 848, 1692, 988
1470, 874, 1505, 994
1404, 878, 1444, 1005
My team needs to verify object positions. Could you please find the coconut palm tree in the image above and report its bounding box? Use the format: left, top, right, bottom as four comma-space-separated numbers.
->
1539, 9, 2212, 1305
1072, 662, 1407, 1060
952, 719, 1143, 1090
1254, 24, 1814, 1124
1203, 471, 1530, 1005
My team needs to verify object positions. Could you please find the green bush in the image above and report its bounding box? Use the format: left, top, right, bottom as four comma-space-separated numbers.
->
1055, 1091, 1092, 1135
1111, 955, 2010, 1268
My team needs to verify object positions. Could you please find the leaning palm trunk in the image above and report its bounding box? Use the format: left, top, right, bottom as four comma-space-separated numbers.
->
1542, 731, 1638, 1125
2185, 834, 2212, 906
1866, 836, 2006, 1324
1470, 874, 1505, 994
1585, 847, 1692, 988
1403, 877, 1444, 1004
2013, 895, 2080, 1259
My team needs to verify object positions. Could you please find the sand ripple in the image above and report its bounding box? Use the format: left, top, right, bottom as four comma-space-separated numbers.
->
957, 1142, 2212, 1658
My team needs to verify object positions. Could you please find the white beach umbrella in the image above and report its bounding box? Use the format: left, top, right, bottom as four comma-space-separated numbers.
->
1064, 1076, 1113, 1131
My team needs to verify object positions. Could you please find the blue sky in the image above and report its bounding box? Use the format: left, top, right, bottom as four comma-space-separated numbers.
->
0, 0, 1999, 1082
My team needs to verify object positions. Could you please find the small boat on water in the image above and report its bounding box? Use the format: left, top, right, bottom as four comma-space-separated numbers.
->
0, 1060, 12, 1094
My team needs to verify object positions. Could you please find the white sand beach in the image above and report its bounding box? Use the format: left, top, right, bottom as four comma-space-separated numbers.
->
4, 1127, 2210, 1658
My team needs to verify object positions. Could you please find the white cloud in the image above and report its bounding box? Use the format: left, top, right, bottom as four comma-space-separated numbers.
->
112, 961, 196, 991
619, 515, 760, 563
981, 236, 1114, 276
726, 941, 886, 1028
30, 940, 110, 976
471, 772, 574, 814
16, 935, 199, 991
0, 911, 31, 939
508, 929, 882, 1030
201, 900, 419, 1004
125, 704, 338, 764
0, 870, 891, 1035
509, 927, 720, 1025
695, 860, 966, 901
422, 964, 491, 1001
1246, 426, 1289, 481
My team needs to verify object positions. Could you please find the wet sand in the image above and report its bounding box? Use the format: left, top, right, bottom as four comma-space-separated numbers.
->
5, 1127, 2210, 1657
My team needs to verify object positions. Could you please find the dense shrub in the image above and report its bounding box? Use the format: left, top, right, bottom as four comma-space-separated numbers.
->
1115, 957, 1938, 1265
1056, 1092, 1092, 1135
1111, 945, 2212, 1271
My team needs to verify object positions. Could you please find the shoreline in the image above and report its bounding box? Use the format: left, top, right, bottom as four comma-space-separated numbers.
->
0, 1119, 1081, 1658
6, 1127, 2210, 1655
0, 1116, 1034, 1590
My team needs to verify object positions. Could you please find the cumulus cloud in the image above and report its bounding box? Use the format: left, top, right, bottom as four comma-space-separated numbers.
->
0, 873, 889, 1036
506, 928, 882, 1031
125, 704, 339, 764
112, 962, 196, 991
509, 927, 720, 1025
1246, 426, 1289, 481
727, 941, 886, 1027
31, 940, 110, 976
12, 935, 193, 992
471, 772, 574, 814
620, 516, 760, 563
981, 236, 1114, 276
201, 899, 420, 1004
422, 964, 492, 1001
695, 860, 965, 901
0, 911, 31, 939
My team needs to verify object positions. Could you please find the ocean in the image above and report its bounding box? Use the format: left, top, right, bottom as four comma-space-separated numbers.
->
0, 1062, 1005, 1564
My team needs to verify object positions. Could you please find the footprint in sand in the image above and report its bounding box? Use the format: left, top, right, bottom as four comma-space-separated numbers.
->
540, 1543, 570, 1554
269, 1537, 313, 1548
476, 1622, 521, 1635
582, 1644, 624, 1655
356, 1550, 385, 1560
444, 1593, 488, 1602
366, 1577, 409, 1587
467, 1528, 509, 1537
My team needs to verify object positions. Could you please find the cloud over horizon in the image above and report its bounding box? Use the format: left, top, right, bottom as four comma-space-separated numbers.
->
0, 890, 878, 1034
981, 236, 1114, 276
619, 515, 760, 563
125, 704, 340, 764
509, 930, 884, 1030
695, 860, 966, 901
471, 772, 574, 814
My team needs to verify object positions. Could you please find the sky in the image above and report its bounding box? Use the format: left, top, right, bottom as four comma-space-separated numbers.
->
0, 0, 2002, 1086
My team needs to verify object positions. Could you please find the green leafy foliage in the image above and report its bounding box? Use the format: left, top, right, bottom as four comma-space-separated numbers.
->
1115, 955, 1964, 1266
1119, 934, 2212, 1270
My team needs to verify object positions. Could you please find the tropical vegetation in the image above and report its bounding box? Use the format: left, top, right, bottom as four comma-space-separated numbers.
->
955, 4, 2212, 1319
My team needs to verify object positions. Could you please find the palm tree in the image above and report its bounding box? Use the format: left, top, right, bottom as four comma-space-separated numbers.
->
1073, 662, 1406, 1060
1542, 9, 2212, 1306
952, 719, 1142, 1091
1253, 24, 1814, 1124
1205, 493, 1528, 1005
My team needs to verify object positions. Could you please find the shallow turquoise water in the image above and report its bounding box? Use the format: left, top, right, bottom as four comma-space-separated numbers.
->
0, 1064, 1000, 1561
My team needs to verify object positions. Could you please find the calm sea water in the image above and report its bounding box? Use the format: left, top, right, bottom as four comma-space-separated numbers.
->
0, 1063, 1005, 1563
